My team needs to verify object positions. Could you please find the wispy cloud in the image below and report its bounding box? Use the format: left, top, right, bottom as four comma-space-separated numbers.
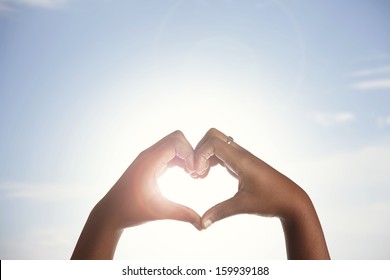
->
352, 79, 390, 90
0, 1, 10, 10
0, 0, 67, 10
0, 181, 86, 201
0, 223, 77, 259
348, 65, 390, 90
376, 115, 390, 127
347, 65, 390, 78
18, 0, 66, 8
312, 112, 356, 127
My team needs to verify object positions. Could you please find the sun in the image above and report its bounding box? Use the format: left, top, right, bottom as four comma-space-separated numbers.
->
158, 164, 238, 217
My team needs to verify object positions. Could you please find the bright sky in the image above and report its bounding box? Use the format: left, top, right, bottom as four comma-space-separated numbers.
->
1, 0, 390, 260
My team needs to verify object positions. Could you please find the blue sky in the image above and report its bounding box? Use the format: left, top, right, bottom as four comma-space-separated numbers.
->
0, 0, 389, 259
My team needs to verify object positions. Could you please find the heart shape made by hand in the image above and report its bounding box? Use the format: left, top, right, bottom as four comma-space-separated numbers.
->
101, 129, 248, 231
159, 163, 237, 218
148, 129, 242, 229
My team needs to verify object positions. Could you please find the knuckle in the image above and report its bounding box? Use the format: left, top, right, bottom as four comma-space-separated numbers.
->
168, 130, 185, 146
206, 128, 226, 144
171, 130, 184, 138
206, 127, 218, 136
169, 138, 182, 149
205, 128, 221, 143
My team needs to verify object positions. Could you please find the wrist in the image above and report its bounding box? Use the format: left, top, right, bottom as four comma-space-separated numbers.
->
278, 184, 314, 222
91, 198, 124, 233
71, 201, 123, 260
277, 189, 330, 259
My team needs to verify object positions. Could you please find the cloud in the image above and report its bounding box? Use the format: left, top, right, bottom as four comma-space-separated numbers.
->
347, 64, 390, 90
0, 2, 12, 11
347, 65, 390, 78
352, 79, 390, 90
0, 0, 67, 10
0, 181, 87, 201
312, 112, 356, 127
376, 116, 390, 127
0, 224, 75, 259
17, 0, 66, 8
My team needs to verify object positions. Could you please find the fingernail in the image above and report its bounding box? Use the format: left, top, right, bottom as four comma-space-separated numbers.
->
203, 219, 213, 229
196, 169, 206, 177
187, 164, 195, 174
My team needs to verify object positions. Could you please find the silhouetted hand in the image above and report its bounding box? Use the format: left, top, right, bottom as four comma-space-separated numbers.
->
71, 131, 201, 259
195, 128, 330, 259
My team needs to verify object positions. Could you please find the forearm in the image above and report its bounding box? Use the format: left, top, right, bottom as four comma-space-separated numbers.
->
280, 193, 330, 260
71, 205, 123, 260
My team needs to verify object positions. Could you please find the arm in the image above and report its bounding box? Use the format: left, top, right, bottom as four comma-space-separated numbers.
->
71, 131, 202, 259
195, 128, 330, 260
71, 203, 123, 259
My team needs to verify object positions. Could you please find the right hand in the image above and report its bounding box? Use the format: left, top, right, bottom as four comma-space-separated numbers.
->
94, 130, 202, 231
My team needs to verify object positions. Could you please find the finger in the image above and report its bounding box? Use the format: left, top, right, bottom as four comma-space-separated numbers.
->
201, 194, 245, 229
152, 130, 195, 177
154, 196, 202, 230
173, 133, 195, 173
167, 156, 186, 169
194, 155, 223, 179
195, 128, 243, 176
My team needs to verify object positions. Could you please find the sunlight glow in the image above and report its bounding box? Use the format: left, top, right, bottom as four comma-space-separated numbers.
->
159, 165, 237, 218
2, 0, 389, 260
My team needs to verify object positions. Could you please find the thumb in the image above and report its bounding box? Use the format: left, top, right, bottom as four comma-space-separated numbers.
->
201, 194, 244, 229
156, 198, 202, 230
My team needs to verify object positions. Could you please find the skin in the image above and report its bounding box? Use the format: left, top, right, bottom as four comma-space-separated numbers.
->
195, 128, 330, 260
71, 128, 330, 260
71, 131, 202, 259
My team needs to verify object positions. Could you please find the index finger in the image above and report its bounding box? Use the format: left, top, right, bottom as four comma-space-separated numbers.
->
194, 128, 245, 176
150, 130, 195, 177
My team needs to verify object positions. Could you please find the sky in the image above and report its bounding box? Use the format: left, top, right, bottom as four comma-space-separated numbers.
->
0, 0, 389, 259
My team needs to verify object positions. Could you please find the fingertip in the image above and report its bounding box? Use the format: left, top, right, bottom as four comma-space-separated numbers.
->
185, 160, 195, 174
188, 213, 203, 231
203, 218, 213, 229
201, 210, 215, 229
190, 171, 199, 179
195, 168, 210, 179
194, 153, 209, 175
192, 220, 203, 231
169, 203, 202, 231
195, 165, 208, 177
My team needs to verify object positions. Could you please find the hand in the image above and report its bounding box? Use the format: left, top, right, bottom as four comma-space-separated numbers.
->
95, 130, 201, 230
195, 128, 330, 259
71, 131, 201, 259
194, 128, 305, 223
